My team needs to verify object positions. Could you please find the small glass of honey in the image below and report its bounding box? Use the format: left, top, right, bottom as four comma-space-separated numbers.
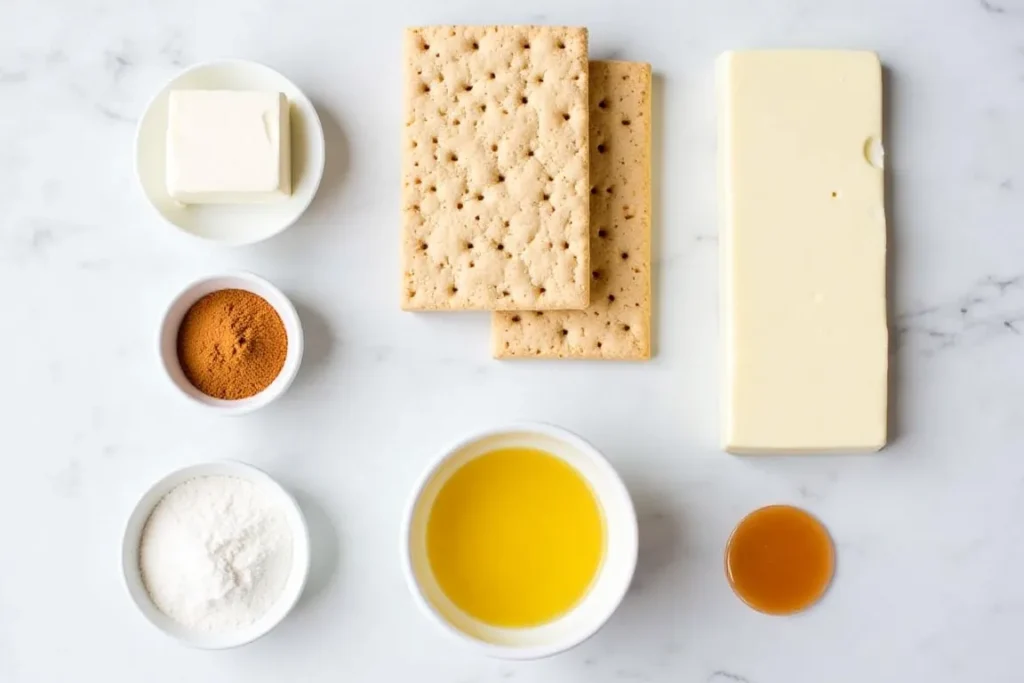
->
725, 505, 835, 615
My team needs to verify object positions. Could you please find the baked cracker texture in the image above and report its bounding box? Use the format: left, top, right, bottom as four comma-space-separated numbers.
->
493, 61, 652, 359
402, 26, 590, 311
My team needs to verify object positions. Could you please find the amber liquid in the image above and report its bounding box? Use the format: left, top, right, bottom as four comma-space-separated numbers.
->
725, 505, 835, 615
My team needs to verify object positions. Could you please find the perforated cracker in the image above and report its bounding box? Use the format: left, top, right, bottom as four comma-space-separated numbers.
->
493, 61, 652, 359
401, 26, 590, 311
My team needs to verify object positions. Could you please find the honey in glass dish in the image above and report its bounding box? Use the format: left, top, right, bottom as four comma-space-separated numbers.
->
725, 505, 835, 615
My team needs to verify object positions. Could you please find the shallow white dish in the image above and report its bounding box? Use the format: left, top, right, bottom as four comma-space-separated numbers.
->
158, 271, 304, 415
402, 423, 638, 660
121, 461, 311, 649
135, 59, 326, 245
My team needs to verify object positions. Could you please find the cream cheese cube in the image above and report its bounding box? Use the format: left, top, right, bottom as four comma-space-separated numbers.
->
166, 90, 291, 204
718, 50, 888, 453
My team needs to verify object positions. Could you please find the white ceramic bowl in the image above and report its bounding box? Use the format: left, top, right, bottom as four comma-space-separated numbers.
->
135, 59, 326, 245
121, 461, 311, 649
402, 423, 638, 660
158, 272, 304, 414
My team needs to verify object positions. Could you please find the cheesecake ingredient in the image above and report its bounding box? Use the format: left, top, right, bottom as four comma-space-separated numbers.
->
176, 289, 287, 400
139, 475, 293, 631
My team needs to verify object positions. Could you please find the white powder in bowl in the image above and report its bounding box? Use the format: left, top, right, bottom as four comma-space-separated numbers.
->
139, 475, 293, 632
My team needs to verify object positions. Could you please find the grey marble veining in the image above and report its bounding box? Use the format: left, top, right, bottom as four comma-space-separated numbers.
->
1, 0, 1023, 681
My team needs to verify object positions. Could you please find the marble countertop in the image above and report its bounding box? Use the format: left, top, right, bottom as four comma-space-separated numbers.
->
2, 0, 1023, 681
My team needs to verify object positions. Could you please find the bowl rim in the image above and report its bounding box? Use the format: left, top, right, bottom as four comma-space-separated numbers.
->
120, 460, 311, 649
132, 57, 327, 247
400, 422, 638, 660
157, 271, 304, 415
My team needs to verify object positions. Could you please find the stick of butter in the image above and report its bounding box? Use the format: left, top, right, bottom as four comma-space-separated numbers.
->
166, 90, 291, 204
718, 50, 888, 453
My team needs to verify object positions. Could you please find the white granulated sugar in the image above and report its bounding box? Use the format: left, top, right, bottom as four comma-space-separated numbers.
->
139, 475, 293, 632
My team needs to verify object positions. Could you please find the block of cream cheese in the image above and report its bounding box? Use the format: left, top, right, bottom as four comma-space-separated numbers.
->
718, 50, 888, 453
166, 90, 291, 204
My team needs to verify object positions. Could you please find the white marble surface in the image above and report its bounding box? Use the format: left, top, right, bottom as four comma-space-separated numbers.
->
2, 0, 1023, 681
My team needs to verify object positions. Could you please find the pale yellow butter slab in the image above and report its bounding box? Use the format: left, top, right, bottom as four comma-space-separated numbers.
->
719, 50, 888, 453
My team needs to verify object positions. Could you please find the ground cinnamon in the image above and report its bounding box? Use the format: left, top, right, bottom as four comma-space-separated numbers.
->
176, 289, 288, 400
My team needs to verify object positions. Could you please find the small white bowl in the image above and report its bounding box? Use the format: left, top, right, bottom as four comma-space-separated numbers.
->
402, 423, 638, 660
135, 59, 326, 245
121, 461, 311, 649
159, 272, 304, 414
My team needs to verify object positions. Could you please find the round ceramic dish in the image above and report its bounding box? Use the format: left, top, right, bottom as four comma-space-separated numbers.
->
121, 461, 311, 649
402, 423, 638, 660
158, 272, 303, 415
135, 59, 326, 245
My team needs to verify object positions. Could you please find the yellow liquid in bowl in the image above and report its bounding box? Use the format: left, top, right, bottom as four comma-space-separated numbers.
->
426, 447, 605, 628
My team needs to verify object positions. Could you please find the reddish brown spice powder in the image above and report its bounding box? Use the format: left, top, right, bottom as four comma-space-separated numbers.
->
176, 289, 288, 400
